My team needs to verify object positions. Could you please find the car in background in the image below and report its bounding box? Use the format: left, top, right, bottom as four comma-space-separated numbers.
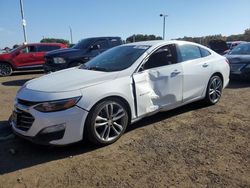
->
225, 42, 250, 80
0, 43, 67, 76
225, 41, 245, 54
208, 39, 229, 55
11, 40, 229, 146
43, 37, 122, 73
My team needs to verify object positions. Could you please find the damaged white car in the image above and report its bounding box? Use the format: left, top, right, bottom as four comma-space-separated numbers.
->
11, 40, 230, 146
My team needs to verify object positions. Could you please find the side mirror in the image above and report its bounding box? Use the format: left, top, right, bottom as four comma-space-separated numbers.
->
89, 44, 100, 51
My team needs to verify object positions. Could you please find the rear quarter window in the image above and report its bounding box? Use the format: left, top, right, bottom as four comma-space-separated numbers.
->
199, 47, 211, 57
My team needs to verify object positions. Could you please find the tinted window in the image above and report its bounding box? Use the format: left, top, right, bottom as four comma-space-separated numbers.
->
36, 45, 60, 52
73, 39, 94, 49
80, 45, 150, 72
200, 47, 211, 57
110, 38, 121, 47
178, 44, 201, 61
144, 44, 177, 70
94, 40, 109, 49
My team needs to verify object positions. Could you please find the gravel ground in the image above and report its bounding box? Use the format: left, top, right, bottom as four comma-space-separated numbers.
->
0, 71, 249, 188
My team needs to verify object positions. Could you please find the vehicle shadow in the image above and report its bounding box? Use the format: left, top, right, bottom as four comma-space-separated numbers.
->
12, 70, 44, 76
0, 101, 209, 175
227, 79, 250, 89
1, 79, 30, 86
127, 101, 210, 132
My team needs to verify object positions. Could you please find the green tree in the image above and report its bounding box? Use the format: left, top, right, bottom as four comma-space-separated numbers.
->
126, 34, 162, 43
40, 38, 70, 45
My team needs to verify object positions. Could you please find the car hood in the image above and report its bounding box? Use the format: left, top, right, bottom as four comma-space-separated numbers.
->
25, 68, 119, 92
45, 48, 86, 58
225, 54, 250, 64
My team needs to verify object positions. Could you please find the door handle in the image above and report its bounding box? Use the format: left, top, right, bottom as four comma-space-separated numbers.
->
171, 70, 181, 77
202, 63, 209, 68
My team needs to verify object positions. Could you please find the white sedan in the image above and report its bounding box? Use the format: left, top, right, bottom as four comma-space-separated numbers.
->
11, 40, 230, 146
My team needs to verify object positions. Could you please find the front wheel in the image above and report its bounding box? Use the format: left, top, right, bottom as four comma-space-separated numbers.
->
85, 99, 129, 146
204, 75, 223, 105
0, 63, 12, 76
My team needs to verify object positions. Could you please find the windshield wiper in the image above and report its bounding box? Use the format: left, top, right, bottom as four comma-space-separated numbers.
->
88, 66, 109, 72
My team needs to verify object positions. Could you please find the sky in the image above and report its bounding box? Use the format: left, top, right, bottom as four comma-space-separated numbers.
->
0, 0, 250, 48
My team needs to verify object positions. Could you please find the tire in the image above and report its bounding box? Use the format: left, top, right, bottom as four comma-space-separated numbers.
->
204, 75, 223, 105
0, 63, 12, 76
85, 98, 129, 146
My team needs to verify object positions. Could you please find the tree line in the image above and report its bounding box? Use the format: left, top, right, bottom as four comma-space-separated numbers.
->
175, 28, 250, 46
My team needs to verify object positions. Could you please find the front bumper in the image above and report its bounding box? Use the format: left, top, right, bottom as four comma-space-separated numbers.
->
11, 105, 89, 146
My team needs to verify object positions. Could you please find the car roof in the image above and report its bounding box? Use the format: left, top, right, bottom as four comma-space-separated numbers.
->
123, 40, 204, 47
84, 37, 121, 40
26, 43, 65, 46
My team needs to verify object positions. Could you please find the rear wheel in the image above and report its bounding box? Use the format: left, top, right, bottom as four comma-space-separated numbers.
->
0, 63, 12, 76
85, 99, 129, 146
205, 75, 223, 104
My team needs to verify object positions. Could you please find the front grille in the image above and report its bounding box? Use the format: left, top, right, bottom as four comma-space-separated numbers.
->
18, 99, 40, 107
15, 108, 35, 131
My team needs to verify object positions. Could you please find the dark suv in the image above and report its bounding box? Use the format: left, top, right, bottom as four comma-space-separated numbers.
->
44, 37, 122, 72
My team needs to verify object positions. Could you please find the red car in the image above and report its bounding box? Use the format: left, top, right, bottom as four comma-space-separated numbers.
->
0, 43, 67, 76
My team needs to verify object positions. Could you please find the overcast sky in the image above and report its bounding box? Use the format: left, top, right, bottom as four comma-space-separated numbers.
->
0, 0, 250, 48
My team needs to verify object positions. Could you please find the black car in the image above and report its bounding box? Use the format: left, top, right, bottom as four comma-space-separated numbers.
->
208, 39, 229, 55
44, 37, 122, 72
225, 42, 250, 80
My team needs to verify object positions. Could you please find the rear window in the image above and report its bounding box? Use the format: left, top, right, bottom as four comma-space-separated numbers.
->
36, 45, 61, 52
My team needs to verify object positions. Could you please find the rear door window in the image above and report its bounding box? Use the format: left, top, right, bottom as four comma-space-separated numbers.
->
36, 45, 60, 52
178, 44, 201, 62
110, 38, 121, 47
93, 40, 109, 49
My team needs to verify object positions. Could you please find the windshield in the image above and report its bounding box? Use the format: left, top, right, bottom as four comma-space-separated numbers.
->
80, 45, 150, 72
229, 43, 250, 55
73, 39, 94, 49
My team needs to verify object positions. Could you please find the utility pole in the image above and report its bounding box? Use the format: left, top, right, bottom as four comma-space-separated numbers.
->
160, 14, 168, 40
69, 26, 73, 44
19, 0, 27, 44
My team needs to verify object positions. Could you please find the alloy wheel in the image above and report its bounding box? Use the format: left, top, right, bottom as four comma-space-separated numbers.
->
208, 76, 222, 104
0, 63, 12, 76
93, 102, 127, 142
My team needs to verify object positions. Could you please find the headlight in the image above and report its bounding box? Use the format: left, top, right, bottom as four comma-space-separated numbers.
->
34, 97, 81, 112
53, 57, 66, 64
